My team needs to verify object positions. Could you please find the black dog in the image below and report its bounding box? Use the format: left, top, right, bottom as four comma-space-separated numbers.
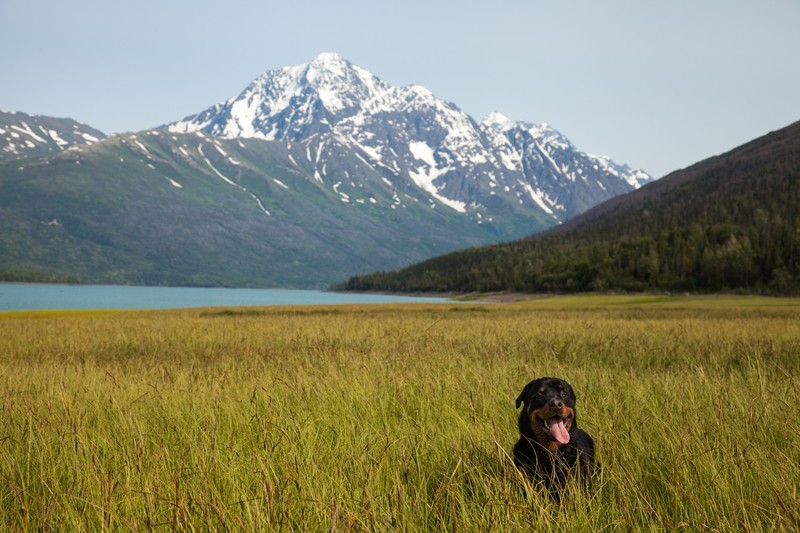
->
513, 377, 596, 486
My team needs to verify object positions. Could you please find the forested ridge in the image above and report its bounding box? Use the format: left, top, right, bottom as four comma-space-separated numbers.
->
339, 120, 800, 295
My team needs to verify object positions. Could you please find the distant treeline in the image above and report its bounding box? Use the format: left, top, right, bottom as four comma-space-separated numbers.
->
0, 270, 80, 284
339, 121, 800, 295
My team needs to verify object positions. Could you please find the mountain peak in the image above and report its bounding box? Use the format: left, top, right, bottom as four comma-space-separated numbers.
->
305, 52, 350, 80
166, 54, 652, 218
309, 52, 345, 66
169, 54, 389, 140
300, 53, 382, 98
482, 112, 514, 132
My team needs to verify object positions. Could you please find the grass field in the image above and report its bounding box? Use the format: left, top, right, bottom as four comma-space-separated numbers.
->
1, 295, 799, 530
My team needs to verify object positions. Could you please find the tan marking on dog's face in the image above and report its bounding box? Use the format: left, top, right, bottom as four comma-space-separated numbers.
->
528, 407, 552, 444
526, 405, 576, 450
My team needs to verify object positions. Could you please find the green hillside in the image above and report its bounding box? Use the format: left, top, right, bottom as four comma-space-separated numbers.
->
1, 131, 540, 288
339, 120, 800, 295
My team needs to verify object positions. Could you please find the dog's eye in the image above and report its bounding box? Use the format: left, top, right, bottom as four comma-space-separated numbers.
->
560, 391, 568, 399
535, 393, 544, 400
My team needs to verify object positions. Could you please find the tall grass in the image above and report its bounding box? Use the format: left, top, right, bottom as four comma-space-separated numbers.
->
1, 296, 799, 530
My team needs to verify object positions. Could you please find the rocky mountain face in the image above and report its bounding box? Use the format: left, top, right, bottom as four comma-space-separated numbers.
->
169, 53, 651, 225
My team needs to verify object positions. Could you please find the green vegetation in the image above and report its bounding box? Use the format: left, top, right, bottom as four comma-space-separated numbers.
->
1, 296, 799, 529
0, 269, 80, 284
340, 120, 800, 295
0, 130, 544, 290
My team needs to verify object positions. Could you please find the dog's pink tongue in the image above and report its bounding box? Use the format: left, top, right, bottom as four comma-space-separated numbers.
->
550, 418, 570, 444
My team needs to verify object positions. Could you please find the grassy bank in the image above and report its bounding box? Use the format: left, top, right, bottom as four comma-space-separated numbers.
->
1, 296, 799, 530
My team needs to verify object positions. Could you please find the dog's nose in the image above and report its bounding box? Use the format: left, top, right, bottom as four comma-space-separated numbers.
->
550, 398, 563, 409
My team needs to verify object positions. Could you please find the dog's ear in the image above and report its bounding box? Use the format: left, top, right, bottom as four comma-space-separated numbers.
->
516, 382, 533, 409
564, 381, 576, 400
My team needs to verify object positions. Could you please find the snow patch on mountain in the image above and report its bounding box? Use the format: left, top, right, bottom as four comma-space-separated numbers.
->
408, 141, 465, 212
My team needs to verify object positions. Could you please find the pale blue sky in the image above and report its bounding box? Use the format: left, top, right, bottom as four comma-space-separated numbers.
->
2, 0, 798, 178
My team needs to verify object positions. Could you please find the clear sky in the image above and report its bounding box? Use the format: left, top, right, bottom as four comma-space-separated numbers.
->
2, 0, 798, 178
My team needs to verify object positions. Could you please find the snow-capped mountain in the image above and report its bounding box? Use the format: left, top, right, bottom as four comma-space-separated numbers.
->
0, 110, 105, 163
169, 53, 652, 224
0, 55, 655, 289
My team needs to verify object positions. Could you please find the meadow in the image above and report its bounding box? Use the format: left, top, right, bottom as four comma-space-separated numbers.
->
1, 295, 798, 530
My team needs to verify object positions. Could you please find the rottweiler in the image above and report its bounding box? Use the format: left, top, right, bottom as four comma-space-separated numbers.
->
513, 377, 596, 486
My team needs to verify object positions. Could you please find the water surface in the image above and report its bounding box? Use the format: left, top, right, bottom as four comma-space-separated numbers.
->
0, 284, 449, 311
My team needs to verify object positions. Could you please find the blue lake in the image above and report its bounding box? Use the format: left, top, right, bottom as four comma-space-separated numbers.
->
0, 284, 450, 311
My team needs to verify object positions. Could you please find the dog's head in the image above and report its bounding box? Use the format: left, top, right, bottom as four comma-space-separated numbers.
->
516, 377, 578, 450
